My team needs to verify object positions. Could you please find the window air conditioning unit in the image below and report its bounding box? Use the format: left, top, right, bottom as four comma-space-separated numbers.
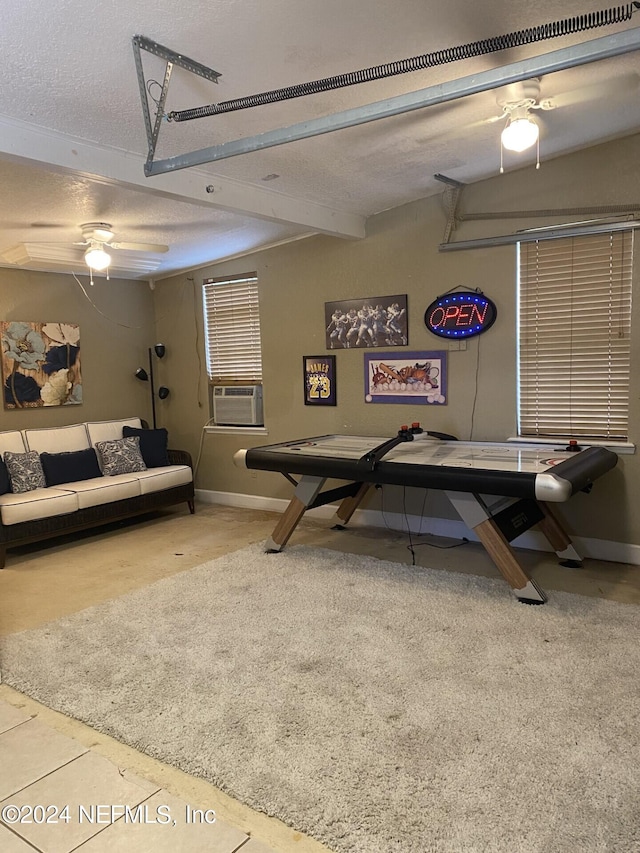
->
212, 385, 264, 426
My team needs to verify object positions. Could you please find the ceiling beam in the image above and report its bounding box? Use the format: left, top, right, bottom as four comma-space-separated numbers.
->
0, 115, 365, 240
146, 26, 640, 174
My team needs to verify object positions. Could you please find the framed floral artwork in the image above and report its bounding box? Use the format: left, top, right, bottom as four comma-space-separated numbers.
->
1, 322, 82, 409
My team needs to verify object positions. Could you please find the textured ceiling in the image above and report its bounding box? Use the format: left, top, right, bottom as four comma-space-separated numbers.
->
1, 0, 639, 279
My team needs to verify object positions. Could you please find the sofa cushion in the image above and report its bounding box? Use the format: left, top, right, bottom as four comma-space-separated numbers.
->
4, 451, 46, 493
0, 458, 11, 495
24, 423, 90, 454
61, 474, 141, 509
0, 488, 78, 525
96, 436, 147, 476
0, 430, 27, 456
40, 448, 102, 487
86, 418, 143, 447
122, 426, 169, 468
135, 465, 193, 495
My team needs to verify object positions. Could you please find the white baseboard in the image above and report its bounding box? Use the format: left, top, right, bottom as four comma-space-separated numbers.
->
195, 488, 640, 566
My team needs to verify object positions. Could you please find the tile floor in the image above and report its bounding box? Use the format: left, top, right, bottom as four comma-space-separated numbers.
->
1, 501, 639, 852
0, 702, 264, 852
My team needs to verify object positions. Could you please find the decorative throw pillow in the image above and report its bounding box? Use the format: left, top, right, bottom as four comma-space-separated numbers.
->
122, 426, 169, 468
95, 436, 147, 476
0, 458, 11, 495
4, 450, 46, 493
40, 448, 102, 487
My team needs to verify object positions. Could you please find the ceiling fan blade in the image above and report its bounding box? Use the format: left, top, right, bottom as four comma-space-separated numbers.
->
458, 114, 504, 133
109, 241, 169, 253
21, 240, 85, 247
23, 222, 69, 229
429, 111, 505, 142
549, 72, 639, 109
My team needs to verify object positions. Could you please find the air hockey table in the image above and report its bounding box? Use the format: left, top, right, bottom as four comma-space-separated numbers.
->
233, 431, 618, 604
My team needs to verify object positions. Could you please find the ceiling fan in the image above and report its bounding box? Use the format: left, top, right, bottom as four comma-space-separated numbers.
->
0, 221, 171, 280
74, 222, 169, 274
412, 72, 640, 172
484, 73, 639, 169
483, 78, 551, 170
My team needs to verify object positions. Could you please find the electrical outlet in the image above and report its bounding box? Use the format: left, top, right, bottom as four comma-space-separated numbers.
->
448, 340, 468, 351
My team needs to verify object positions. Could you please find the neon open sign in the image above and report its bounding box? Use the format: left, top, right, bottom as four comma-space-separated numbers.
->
424, 291, 497, 339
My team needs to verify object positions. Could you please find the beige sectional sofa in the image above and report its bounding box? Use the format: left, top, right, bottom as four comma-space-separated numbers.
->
0, 417, 194, 568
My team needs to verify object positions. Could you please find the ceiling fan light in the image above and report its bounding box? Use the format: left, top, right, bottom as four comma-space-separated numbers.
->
501, 116, 539, 153
85, 245, 111, 271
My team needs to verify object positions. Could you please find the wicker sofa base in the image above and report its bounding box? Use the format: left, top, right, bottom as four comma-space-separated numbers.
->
0, 483, 195, 568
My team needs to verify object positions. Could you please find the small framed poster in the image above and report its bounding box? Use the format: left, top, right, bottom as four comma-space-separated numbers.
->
325, 295, 408, 349
303, 355, 337, 406
364, 350, 447, 405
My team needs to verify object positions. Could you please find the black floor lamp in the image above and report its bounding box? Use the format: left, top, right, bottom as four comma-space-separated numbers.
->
135, 343, 170, 429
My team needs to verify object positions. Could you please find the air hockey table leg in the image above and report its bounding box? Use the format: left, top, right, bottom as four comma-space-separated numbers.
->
537, 502, 583, 567
265, 475, 326, 552
474, 517, 547, 604
445, 491, 547, 604
330, 482, 373, 529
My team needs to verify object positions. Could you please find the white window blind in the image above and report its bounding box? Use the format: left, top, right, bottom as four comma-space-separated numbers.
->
518, 231, 633, 441
203, 275, 263, 383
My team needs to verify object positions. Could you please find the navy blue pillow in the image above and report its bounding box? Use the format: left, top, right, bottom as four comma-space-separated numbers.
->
40, 448, 102, 487
0, 457, 11, 494
122, 426, 169, 468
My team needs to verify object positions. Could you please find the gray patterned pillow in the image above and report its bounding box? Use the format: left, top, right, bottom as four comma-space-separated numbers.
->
96, 436, 147, 476
4, 450, 47, 493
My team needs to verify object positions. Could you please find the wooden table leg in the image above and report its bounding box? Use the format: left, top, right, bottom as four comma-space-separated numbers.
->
331, 482, 373, 528
474, 517, 547, 604
445, 490, 547, 603
537, 502, 582, 566
265, 475, 325, 552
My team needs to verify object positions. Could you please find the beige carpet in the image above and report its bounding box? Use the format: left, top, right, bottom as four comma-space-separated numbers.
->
2, 544, 639, 853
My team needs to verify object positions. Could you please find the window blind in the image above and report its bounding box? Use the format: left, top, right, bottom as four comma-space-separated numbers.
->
203, 276, 263, 383
518, 231, 633, 441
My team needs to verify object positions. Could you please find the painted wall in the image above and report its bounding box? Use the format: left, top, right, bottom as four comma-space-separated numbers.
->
154, 134, 640, 552
0, 268, 156, 430
3, 137, 635, 550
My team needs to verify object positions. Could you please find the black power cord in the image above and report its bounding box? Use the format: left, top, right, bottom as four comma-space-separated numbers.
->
380, 484, 469, 566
